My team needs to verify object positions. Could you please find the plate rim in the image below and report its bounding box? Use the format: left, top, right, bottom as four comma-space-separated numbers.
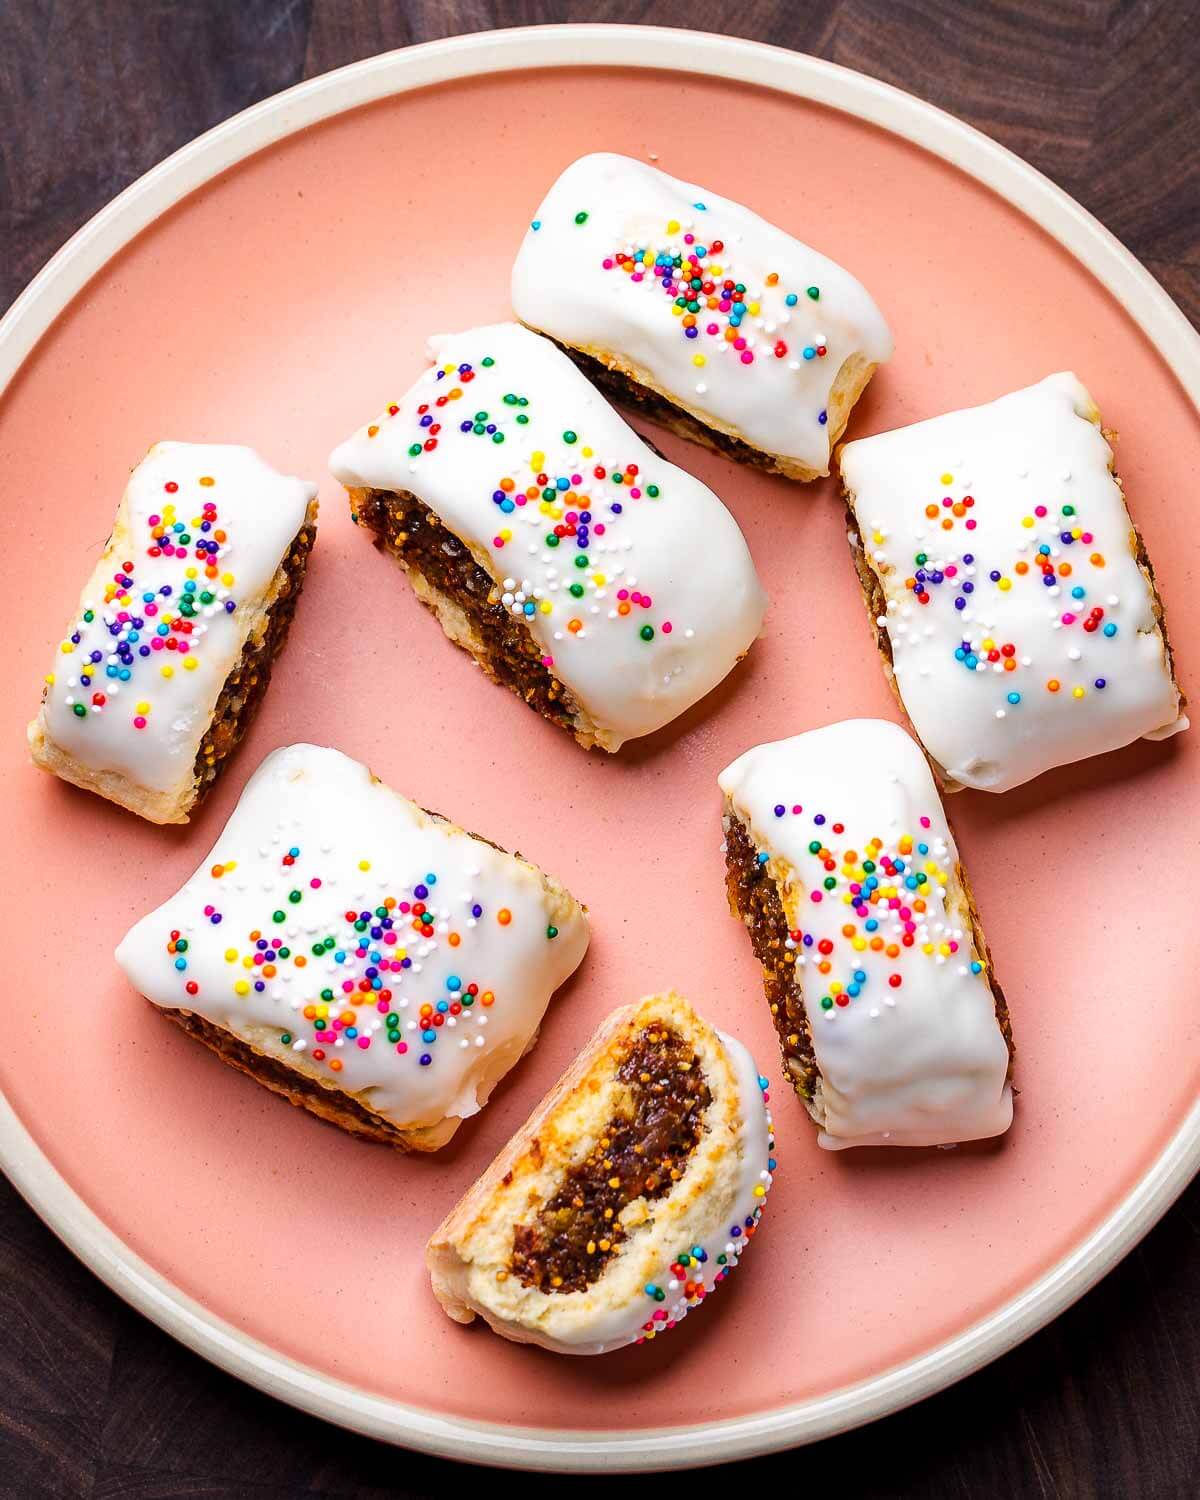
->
2, 22, 1198, 1473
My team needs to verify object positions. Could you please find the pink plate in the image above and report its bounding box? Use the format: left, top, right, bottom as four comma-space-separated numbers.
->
1, 26, 1198, 1472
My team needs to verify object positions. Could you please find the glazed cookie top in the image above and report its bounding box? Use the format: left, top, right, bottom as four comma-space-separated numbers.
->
37, 442, 316, 795
511, 153, 893, 472
719, 718, 1013, 1149
840, 373, 1186, 792
116, 743, 590, 1134
329, 322, 767, 748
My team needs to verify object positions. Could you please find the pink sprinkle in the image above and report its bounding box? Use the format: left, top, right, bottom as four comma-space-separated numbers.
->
357, 1036, 371, 1049
1082, 531, 1094, 544
617, 588, 629, 600
204, 905, 214, 916
395, 1041, 408, 1054
514, 494, 527, 507
733, 337, 747, 350
493, 536, 504, 547
707, 322, 719, 335
793, 804, 802, 814
541, 655, 554, 668
684, 233, 694, 244
1062, 612, 1076, 624
399, 902, 411, 913
740, 351, 754, 364
965, 518, 977, 529
176, 640, 189, 653
662, 621, 672, 634
383, 930, 396, 943
629, 487, 641, 498
342, 980, 355, 994
945, 565, 958, 577
148, 514, 160, 526
151, 637, 164, 650
631, 272, 644, 283
572, 473, 582, 485
594, 523, 606, 535
310, 877, 321, 889
640, 595, 652, 608
920, 816, 931, 827
719, 299, 731, 312
810, 891, 823, 903
943, 497, 954, 508
602, 257, 613, 269
1035, 505, 1047, 516
133, 716, 146, 729
145, 602, 158, 616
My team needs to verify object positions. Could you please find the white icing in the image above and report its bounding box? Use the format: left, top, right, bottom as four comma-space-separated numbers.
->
511, 153, 893, 473
719, 719, 1013, 1149
329, 323, 767, 747
39, 442, 315, 795
547, 1031, 774, 1355
839, 374, 1185, 792
115, 744, 589, 1133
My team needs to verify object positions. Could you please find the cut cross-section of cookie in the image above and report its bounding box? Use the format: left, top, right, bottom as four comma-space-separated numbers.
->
426, 991, 775, 1354
115, 743, 589, 1151
838, 373, 1187, 793
329, 322, 767, 751
28, 442, 318, 824
512, 153, 893, 481
719, 719, 1014, 1149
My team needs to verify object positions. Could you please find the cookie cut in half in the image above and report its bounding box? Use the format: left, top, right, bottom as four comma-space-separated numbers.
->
720, 719, 1014, 1149
116, 743, 589, 1150
426, 991, 775, 1354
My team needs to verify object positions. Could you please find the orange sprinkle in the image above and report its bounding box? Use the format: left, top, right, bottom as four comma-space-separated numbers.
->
199, 476, 215, 487
329, 1058, 343, 1073
498, 909, 512, 926
294, 955, 306, 968
448, 932, 461, 947
481, 990, 495, 1007
1047, 678, 1061, 693
367, 424, 380, 438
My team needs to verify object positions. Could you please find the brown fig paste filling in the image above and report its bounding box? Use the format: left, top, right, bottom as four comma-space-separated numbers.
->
509, 1026, 711, 1294
722, 812, 821, 1104
351, 487, 578, 732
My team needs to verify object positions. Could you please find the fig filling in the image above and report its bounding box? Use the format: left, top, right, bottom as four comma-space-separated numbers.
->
722, 812, 821, 1104
351, 487, 578, 732
510, 1025, 711, 1294
191, 508, 316, 798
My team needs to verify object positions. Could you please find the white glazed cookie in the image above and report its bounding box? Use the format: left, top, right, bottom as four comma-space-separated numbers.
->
511, 153, 893, 480
329, 322, 767, 751
116, 743, 589, 1151
839, 374, 1186, 793
427, 992, 775, 1354
29, 442, 318, 824
719, 719, 1013, 1150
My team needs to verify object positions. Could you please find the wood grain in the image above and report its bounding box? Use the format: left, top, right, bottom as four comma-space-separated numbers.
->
1, 3, 1197, 1496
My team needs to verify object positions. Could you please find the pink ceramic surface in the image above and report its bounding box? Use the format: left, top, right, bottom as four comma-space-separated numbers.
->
1, 41, 1198, 1453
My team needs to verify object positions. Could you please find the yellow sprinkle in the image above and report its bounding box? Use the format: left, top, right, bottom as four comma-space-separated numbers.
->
44, 673, 55, 686
592, 573, 606, 587
753, 1184, 766, 1197
60, 641, 74, 654
748, 301, 760, 315
940, 472, 954, 485
161, 665, 174, 678
998, 578, 1012, 591
221, 572, 234, 587
538, 600, 552, 614
185, 566, 197, 579
135, 701, 150, 714
1021, 516, 1034, 528
242, 955, 254, 970
224, 949, 237, 962
666, 218, 680, 233
499, 528, 512, 542
693, 353, 706, 367
530, 449, 545, 469
359, 859, 371, 871
183, 657, 198, 671
581, 446, 593, 458
1073, 686, 1085, 699
233, 980, 250, 995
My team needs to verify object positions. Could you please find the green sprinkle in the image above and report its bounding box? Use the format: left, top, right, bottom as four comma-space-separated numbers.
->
646, 484, 660, 498
807, 285, 820, 300
72, 703, 87, 718
481, 355, 495, 366
640, 624, 655, 641
546, 533, 560, 547
574, 554, 589, 568
280, 1032, 292, 1045
546, 925, 558, 940
408, 442, 422, 457
272, 910, 285, 924
562, 430, 577, 444
569, 583, 584, 598
288, 890, 302, 904
808, 840, 822, 854
821, 996, 834, 1010
574, 210, 589, 224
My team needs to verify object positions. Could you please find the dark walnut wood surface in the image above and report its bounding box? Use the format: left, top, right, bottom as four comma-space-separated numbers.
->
1, 3, 1197, 1496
